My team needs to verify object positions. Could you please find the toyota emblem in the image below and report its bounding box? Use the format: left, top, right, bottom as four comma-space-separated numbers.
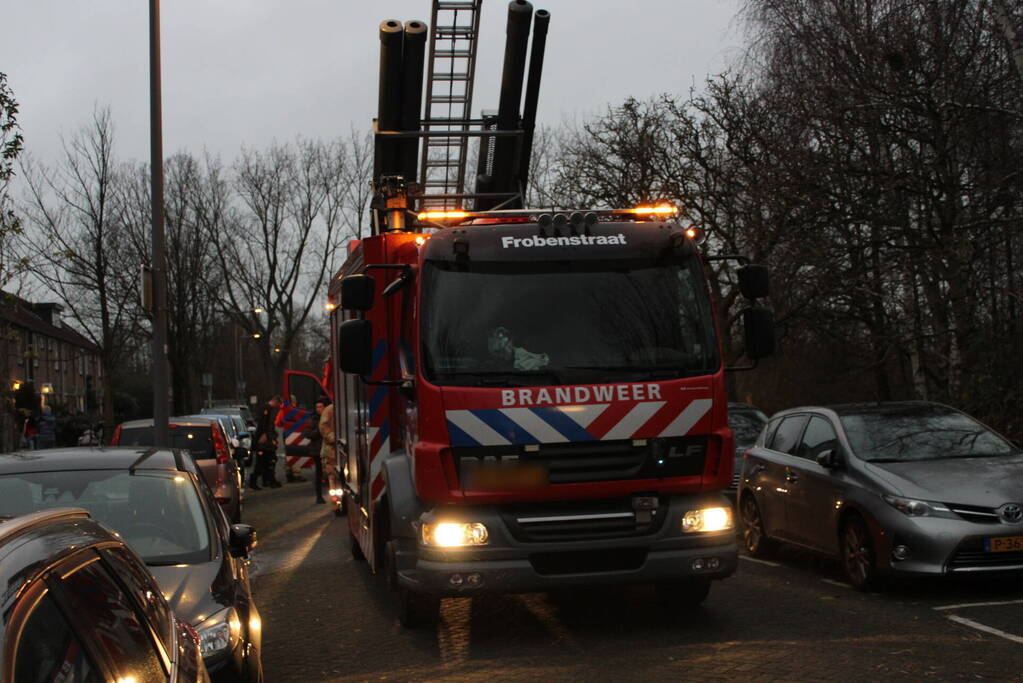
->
998, 503, 1023, 523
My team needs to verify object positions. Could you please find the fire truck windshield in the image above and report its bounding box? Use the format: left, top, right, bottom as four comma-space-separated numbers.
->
421, 257, 719, 386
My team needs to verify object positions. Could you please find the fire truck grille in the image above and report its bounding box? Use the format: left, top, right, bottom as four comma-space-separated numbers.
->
500, 497, 668, 543
454, 436, 707, 488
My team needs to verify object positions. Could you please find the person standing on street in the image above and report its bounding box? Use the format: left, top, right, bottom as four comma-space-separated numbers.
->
36, 406, 56, 449
319, 398, 341, 513
249, 395, 282, 490
302, 397, 329, 504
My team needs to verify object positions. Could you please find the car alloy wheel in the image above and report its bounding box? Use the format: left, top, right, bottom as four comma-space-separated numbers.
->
741, 495, 776, 557
841, 516, 876, 590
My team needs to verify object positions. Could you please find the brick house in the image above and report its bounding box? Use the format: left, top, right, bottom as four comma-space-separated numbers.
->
1, 292, 103, 451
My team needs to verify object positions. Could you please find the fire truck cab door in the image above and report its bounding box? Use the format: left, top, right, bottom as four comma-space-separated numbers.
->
281, 370, 327, 472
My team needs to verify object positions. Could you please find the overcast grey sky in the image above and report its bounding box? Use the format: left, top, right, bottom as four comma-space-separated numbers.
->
3, 1, 744, 165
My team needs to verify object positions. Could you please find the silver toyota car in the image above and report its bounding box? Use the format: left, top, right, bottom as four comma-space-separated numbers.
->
738, 401, 1023, 589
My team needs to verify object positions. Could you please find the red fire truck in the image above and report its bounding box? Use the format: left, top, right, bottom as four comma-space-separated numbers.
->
290, 1, 774, 626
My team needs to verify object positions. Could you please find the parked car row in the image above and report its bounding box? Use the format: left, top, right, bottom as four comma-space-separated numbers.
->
732, 401, 1023, 589
112, 416, 246, 523
0, 446, 263, 681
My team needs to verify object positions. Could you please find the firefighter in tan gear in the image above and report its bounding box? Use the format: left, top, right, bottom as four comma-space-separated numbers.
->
318, 398, 339, 508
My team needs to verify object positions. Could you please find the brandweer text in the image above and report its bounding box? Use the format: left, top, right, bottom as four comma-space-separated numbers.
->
501, 383, 662, 407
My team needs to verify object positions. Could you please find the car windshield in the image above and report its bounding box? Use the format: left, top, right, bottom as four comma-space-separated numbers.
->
840, 406, 1017, 462
0, 470, 211, 564
422, 257, 718, 386
730, 411, 767, 444
119, 425, 214, 461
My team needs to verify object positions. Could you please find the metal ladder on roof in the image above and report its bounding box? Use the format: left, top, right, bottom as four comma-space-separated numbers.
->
419, 0, 483, 211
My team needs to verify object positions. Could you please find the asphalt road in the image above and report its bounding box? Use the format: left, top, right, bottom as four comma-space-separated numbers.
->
243, 481, 1023, 682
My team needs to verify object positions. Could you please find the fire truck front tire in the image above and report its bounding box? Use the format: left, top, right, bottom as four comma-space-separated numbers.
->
387, 539, 439, 627
397, 587, 440, 629
655, 579, 711, 609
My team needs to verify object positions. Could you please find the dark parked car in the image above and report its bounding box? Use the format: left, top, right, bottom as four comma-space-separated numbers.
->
113, 417, 244, 522
739, 401, 1023, 589
0, 507, 210, 682
727, 402, 767, 493
0, 447, 263, 681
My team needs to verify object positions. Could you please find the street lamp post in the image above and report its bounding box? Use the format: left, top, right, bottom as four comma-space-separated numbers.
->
150, 0, 170, 445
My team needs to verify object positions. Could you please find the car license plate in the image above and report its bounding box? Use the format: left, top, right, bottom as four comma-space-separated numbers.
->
984, 536, 1023, 552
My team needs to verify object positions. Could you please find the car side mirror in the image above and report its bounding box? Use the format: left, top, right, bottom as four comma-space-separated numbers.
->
338, 319, 373, 375
738, 264, 770, 299
229, 523, 257, 558
341, 274, 375, 311
816, 449, 840, 469
743, 307, 776, 359
231, 438, 240, 449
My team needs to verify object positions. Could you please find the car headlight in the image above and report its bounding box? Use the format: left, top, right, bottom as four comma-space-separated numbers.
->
882, 494, 953, 518
682, 506, 733, 533
196, 608, 242, 658
421, 522, 489, 547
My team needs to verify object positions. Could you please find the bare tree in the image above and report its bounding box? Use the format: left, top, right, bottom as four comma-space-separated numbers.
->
19, 108, 141, 434
120, 153, 226, 413
214, 138, 351, 390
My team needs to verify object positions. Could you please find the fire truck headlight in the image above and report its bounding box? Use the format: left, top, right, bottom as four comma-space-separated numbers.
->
682, 507, 733, 533
421, 522, 489, 547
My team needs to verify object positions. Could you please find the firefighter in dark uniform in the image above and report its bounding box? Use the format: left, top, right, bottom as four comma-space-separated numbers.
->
249, 395, 282, 490
302, 397, 329, 504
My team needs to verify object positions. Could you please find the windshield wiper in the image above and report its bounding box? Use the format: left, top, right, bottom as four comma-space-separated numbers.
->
437, 369, 563, 386
563, 365, 702, 379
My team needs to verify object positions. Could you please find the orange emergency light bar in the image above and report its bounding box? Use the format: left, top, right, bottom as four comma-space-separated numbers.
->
416, 210, 467, 221
414, 204, 681, 227
629, 205, 679, 216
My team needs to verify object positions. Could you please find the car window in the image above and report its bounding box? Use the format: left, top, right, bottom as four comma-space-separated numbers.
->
840, 406, 1016, 462
768, 415, 808, 455
56, 558, 166, 682
797, 416, 840, 461
118, 425, 215, 460
0, 471, 212, 565
14, 590, 102, 683
729, 411, 767, 445
760, 417, 781, 447
102, 547, 175, 655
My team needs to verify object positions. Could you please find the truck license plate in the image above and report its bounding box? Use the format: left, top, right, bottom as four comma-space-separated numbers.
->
985, 536, 1023, 552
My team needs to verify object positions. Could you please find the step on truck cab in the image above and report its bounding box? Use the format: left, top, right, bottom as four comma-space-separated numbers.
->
316, 0, 774, 626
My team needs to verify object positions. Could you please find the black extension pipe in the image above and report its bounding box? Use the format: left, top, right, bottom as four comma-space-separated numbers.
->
478, 0, 533, 209
518, 9, 549, 197
399, 20, 428, 184
376, 19, 405, 181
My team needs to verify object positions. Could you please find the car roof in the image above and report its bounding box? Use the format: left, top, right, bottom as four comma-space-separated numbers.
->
0, 509, 129, 617
825, 401, 956, 417
766, 401, 958, 422
120, 417, 217, 428
0, 446, 188, 474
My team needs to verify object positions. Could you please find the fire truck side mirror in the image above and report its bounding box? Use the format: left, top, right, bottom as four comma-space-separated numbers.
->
341, 275, 376, 311
743, 306, 776, 360
338, 319, 373, 375
737, 264, 770, 300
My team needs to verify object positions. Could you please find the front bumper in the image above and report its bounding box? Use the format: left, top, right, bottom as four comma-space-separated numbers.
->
394, 494, 738, 596
870, 504, 1023, 576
